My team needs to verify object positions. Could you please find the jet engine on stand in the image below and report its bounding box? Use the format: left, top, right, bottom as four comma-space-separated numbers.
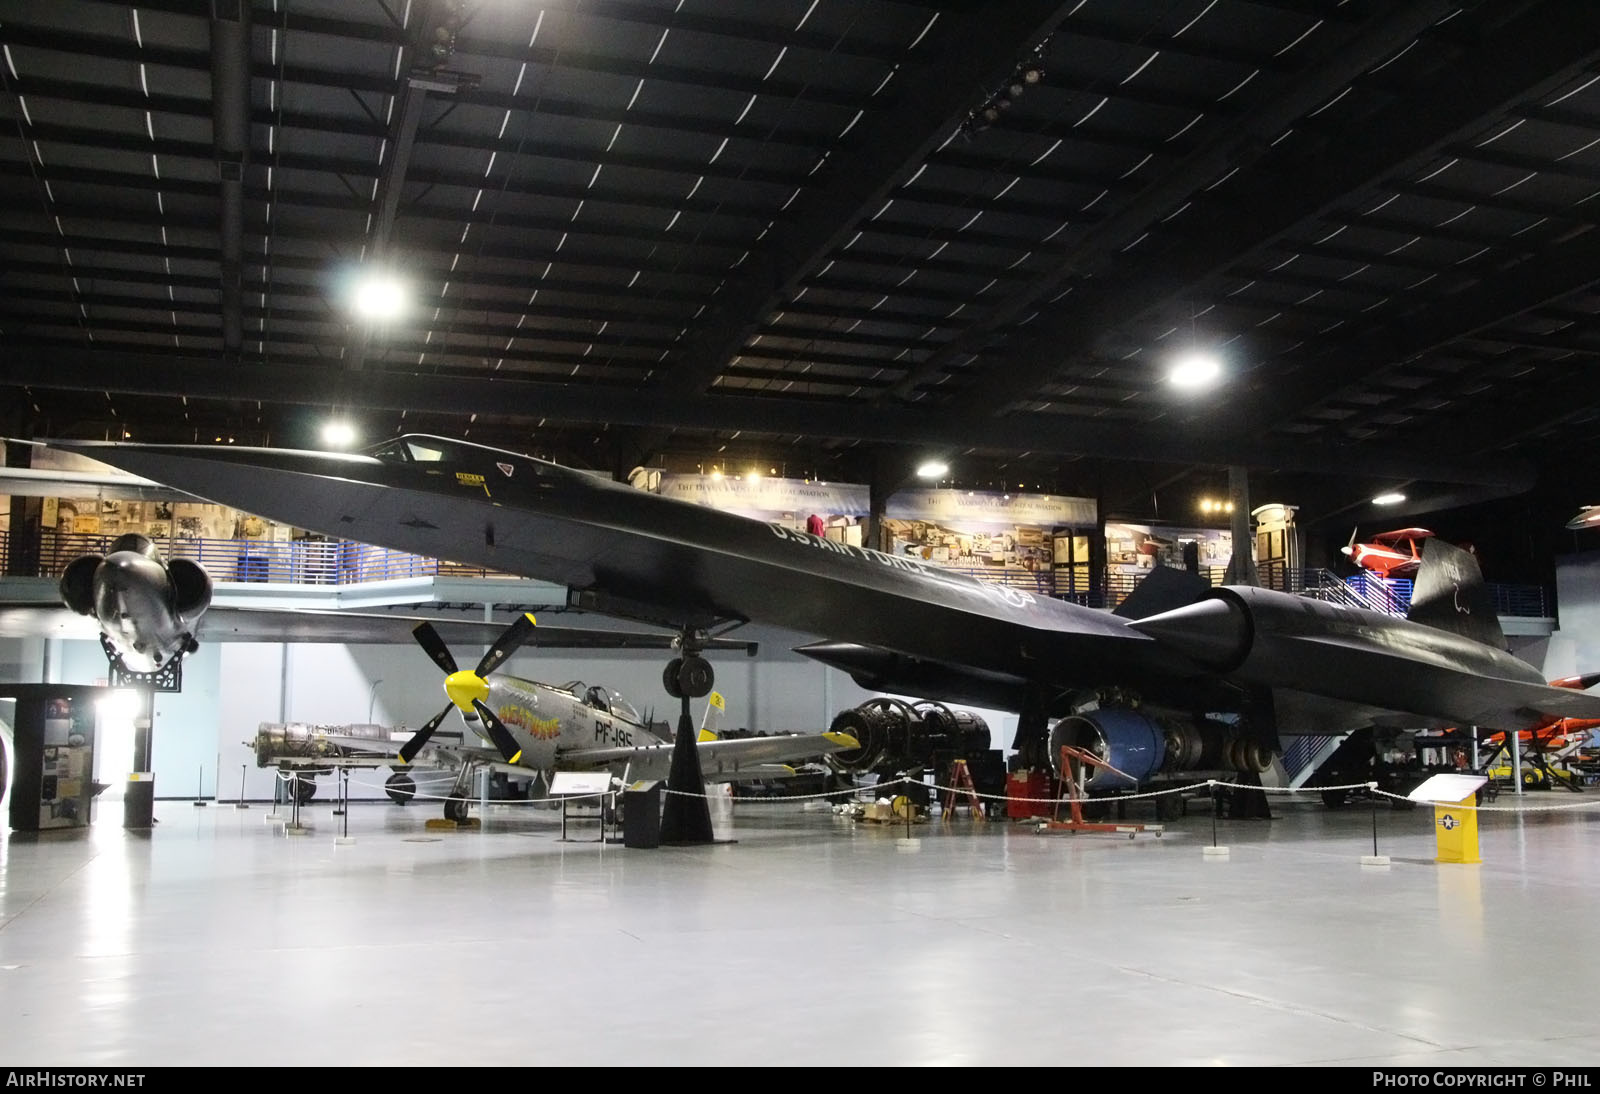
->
824, 698, 1005, 811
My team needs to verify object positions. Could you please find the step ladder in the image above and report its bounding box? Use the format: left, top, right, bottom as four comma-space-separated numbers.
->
942, 759, 986, 821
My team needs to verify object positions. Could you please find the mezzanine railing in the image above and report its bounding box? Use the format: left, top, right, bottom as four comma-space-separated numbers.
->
30, 531, 505, 585
3, 531, 1553, 618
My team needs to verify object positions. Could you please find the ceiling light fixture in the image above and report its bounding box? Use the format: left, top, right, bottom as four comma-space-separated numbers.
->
916, 459, 949, 480
1169, 352, 1222, 390
351, 273, 408, 322
1372, 492, 1407, 506
322, 420, 358, 449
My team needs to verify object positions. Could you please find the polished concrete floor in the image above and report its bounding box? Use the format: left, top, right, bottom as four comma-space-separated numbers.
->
2, 787, 1599, 1067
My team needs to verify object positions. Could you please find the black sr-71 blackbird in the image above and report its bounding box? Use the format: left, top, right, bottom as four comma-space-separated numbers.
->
53, 435, 1600, 793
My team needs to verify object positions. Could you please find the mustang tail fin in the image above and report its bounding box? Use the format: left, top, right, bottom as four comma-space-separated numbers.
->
1406, 538, 1507, 650
698, 690, 727, 738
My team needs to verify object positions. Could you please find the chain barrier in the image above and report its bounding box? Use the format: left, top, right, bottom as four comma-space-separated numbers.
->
658, 776, 1378, 805
271, 767, 615, 807
269, 767, 1600, 817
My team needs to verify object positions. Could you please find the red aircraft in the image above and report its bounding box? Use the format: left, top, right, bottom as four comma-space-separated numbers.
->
1341, 527, 1435, 579
1566, 506, 1600, 531
1481, 674, 1600, 750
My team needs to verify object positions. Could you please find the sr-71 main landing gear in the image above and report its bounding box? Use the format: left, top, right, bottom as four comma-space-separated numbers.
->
662, 653, 714, 699
662, 629, 715, 699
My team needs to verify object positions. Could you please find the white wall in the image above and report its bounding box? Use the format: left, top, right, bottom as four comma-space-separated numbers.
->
1538, 551, 1600, 683
0, 621, 1023, 806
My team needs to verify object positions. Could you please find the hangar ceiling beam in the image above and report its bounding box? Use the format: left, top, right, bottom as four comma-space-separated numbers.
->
209, 0, 250, 357
887, 1, 1600, 413
1225, 206, 1600, 439
2, 350, 1529, 489
653, 1, 1077, 400
883, 0, 1463, 405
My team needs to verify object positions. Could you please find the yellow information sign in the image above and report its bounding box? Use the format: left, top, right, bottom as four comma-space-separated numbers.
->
1432, 794, 1480, 865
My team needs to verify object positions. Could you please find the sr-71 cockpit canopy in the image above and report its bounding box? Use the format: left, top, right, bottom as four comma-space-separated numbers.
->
363, 435, 611, 488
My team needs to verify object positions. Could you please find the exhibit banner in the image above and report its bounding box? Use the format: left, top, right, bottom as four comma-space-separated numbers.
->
1105, 522, 1233, 575
882, 489, 1096, 590
652, 474, 870, 538
885, 489, 1095, 526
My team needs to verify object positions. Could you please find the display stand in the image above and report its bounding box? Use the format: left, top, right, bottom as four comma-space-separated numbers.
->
659, 691, 715, 845
622, 780, 663, 848
1409, 773, 1488, 864
549, 771, 613, 843
1041, 744, 1163, 839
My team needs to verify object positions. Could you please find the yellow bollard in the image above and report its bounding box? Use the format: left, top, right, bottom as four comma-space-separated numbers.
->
1432, 794, 1480, 864
1406, 773, 1488, 866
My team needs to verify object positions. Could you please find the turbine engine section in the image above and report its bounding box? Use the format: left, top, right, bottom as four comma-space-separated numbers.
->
251, 722, 396, 767
1049, 708, 1272, 792
824, 698, 990, 774
1050, 708, 1166, 792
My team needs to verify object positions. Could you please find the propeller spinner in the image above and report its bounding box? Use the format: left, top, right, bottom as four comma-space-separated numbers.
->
397, 613, 539, 765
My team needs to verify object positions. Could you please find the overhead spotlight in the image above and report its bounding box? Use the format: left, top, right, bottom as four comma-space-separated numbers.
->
1169, 352, 1222, 390
745, 469, 762, 482
420, 0, 465, 68
1008, 81, 1025, 99
322, 420, 358, 449
916, 459, 949, 480
1373, 492, 1407, 506
1199, 499, 1214, 513
1022, 66, 1043, 85
351, 272, 408, 322
709, 469, 723, 481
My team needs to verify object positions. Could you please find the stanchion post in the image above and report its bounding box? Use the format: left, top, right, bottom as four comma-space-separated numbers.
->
1370, 787, 1379, 858
236, 764, 249, 809
1361, 780, 1391, 866
1210, 781, 1218, 847
903, 775, 911, 840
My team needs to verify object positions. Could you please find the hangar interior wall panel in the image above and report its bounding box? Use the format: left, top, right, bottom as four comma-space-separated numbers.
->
1549, 552, 1600, 685
1, 624, 1026, 803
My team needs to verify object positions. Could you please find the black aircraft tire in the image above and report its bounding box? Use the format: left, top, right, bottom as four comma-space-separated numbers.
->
677, 655, 714, 698
385, 772, 416, 806
662, 659, 685, 700
444, 796, 470, 823
294, 778, 317, 805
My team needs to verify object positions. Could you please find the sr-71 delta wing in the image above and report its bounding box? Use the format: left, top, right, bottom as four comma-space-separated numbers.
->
54, 435, 1600, 789
0, 532, 754, 680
